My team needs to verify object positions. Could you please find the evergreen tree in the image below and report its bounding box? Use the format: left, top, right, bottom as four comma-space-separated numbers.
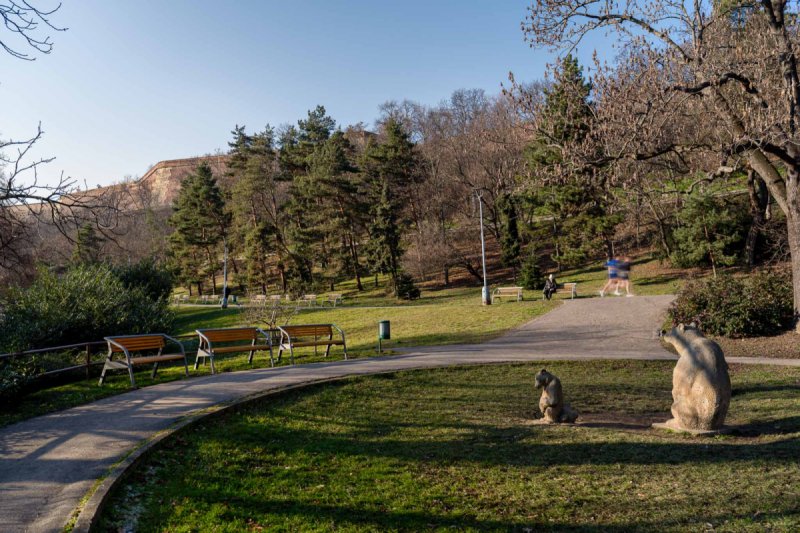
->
279, 106, 340, 290
670, 193, 749, 277
498, 194, 521, 277
362, 119, 419, 295
71, 223, 104, 264
228, 126, 290, 293
168, 163, 229, 294
525, 55, 620, 268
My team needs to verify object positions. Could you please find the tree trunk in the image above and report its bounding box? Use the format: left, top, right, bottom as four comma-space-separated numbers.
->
348, 234, 363, 291
785, 174, 800, 332
443, 264, 450, 286
744, 170, 768, 269
787, 212, 800, 333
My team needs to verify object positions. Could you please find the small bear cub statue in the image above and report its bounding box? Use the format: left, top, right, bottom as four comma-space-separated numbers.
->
534, 369, 579, 423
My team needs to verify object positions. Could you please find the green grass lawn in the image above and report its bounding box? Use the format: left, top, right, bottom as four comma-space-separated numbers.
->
96, 360, 800, 532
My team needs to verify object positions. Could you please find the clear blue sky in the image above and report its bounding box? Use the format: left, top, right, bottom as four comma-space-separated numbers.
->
1, 1, 610, 188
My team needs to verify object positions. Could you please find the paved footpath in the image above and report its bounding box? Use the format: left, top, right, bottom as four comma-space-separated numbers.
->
1, 295, 798, 532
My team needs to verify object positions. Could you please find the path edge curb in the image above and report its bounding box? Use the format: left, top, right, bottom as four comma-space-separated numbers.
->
69, 361, 517, 532
70, 374, 365, 532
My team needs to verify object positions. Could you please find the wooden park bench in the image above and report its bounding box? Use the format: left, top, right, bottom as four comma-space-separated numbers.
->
250, 294, 267, 305
543, 282, 578, 300
276, 324, 347, 364
324, 293, 343, 307
492, 286, 523, 303
300, 294, 318, 307
100, 334, 188, 388
195, 327, 273, 374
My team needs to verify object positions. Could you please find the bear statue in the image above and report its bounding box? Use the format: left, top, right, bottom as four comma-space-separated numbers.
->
534, 369, 579, 424
660, 324, 731, 431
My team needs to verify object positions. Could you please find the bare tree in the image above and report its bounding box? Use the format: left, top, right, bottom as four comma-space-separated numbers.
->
0, 1, 65, 60
0, 2, 125, 282
523, 0, 800, 331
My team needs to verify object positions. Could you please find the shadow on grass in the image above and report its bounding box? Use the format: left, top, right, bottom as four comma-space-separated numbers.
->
635, 275, 681, 287
136, 493, 800, 532
733, 384, 800, 396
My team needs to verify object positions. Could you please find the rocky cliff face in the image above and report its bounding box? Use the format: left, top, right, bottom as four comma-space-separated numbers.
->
138, 155, 229, 207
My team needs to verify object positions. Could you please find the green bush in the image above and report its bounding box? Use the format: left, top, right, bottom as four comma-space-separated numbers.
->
395, 272, 421, 300
520, 253, 543, 290
669, 194, 749, 270
669, 271, 793, 337
0, 263, 174, 353
113, 258, 174, 302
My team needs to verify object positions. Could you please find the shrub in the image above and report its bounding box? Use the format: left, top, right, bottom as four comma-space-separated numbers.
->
395, 272, 421, 300
669, 194, 749, 271
669, 270, 793, 337
0, 263, 174, 353
520, 253, 543, 290
113, 259, 174, 302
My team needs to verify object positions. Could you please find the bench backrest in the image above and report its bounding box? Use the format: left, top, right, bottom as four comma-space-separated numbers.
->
251, 295, 266, 302
496, 287, 522, 294
106, 335, 166, 353
198, 327, 260, 343
281, 324, 333, 338
302, 294, 317, 300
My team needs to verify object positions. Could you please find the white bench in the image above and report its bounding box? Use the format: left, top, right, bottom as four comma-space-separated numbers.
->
543, 282, 577, 300
492, 287, 523, 303
300, 294, 318, 307
324, 293, 343, 307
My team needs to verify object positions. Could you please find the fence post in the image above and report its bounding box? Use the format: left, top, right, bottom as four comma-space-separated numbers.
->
85, 343, 91, 380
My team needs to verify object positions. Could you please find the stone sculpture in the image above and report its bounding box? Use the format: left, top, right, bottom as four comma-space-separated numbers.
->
534, 369, 579, 423
659, 324, 731, 432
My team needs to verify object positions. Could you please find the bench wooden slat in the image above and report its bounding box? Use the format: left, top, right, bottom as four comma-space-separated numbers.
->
283, 340, 345, 348
107, 335, 166, 352
199, 328, 259, 342
129, 353, 186, 365
210, 344, 272, 354
281, 325, 333, 337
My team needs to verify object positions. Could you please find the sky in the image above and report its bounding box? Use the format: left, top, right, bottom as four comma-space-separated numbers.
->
1, 1, 612, 188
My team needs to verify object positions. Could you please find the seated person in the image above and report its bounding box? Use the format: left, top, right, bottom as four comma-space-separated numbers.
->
543, 274, 557, 300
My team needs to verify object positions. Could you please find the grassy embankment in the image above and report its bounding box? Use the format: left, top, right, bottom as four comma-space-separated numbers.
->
97, 360, 800, 532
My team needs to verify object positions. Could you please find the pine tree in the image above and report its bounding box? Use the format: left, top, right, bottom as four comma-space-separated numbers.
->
71, 223, 104, 264
362, 119, 419, 295
168, 163, 229, 294
525, 55, 620, 268
499, 194, 521, 277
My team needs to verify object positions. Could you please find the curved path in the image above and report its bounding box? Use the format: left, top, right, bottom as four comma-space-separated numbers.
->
1, 295, 797, 532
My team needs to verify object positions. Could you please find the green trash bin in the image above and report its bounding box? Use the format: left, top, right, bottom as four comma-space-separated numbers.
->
378, 320, 391, 353
379, 320, 391, 340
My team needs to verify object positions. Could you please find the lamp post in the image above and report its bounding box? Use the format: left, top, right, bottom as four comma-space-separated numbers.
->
476, 190, 490, 305
221, 237, 229, 309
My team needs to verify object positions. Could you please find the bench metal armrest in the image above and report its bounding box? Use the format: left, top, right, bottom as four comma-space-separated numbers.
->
255, 327, 273, 348
106, 338, 134, 364
277, 326, 292, 346
331, 323, 346, 344
196, 331, 213, 351
162, 334, 186, 357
